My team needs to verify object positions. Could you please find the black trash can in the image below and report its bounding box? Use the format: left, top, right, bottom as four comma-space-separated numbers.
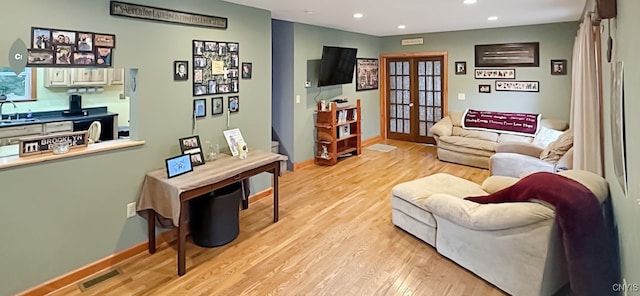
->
189, 182, 243, 247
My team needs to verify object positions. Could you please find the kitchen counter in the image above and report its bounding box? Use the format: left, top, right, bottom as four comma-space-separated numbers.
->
0, 106, 118, 128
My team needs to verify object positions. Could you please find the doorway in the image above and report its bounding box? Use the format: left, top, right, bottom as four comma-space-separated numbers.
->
380, 53, 448, 144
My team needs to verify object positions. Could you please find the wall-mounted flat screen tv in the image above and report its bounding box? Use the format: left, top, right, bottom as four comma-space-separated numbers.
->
317, 46, 358, 87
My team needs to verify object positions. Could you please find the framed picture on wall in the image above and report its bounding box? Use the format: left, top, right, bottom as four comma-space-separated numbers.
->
356, 58, 379, 91
174, 61, 188, 81
478, 84, 491, 93
212, 97, 223, 115
551, 59, 567, 75
193, 98, 206, 118
455, 61, 467, 75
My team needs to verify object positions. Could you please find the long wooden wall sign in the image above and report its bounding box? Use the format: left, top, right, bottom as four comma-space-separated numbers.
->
110, 1, 228, 29
19, 131, 88, 157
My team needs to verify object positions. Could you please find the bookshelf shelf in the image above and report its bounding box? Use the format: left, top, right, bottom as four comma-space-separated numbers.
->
315, 99, 361, 166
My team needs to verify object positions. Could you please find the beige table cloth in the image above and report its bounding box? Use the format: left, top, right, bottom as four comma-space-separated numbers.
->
137, 150, 287, 227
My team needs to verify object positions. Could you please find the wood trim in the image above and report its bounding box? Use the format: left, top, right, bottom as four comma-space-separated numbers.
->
30, 69, 37, 101
362, 136, 383, 147
379, 52, 449, 141
18, 188, 273, 296
18, 229, 176, 296
293, 159, 314, 171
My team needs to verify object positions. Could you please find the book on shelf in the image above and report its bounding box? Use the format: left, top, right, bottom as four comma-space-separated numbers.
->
338, 125, 350, 138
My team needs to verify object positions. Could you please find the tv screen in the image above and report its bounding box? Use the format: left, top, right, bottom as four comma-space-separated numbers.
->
317, 46, 357, 87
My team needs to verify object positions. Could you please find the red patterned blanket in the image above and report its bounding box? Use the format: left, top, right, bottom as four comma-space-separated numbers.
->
462, 109, 540, 136
465, 172, 617, 296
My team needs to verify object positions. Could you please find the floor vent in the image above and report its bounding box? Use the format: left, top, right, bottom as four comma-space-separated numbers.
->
79, 268, 122, 291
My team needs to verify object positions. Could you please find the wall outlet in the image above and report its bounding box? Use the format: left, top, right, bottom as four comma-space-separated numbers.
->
126, 202, 136, 218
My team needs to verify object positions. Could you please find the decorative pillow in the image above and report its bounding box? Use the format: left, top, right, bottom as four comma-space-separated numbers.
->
540, 129, 573, 162
533, 126, 564, 147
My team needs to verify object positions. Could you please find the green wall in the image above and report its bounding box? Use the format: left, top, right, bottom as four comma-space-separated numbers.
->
291, 23, 381, 163
0, 1, 272, 294
381, 22, 578, 121
600, 0, 640, 290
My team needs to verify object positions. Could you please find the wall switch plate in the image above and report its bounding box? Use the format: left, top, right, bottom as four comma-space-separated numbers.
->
458, 93, 465, 100
296, 95, 300, 103
126, 202, 136, 218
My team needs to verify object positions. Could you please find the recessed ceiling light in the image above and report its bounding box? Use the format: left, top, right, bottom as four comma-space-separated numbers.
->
353, 13, 363, 19
488, 16, 498, 21
398, 25, 406, 29
464, 0, 477, 4
304, 10, 314, 15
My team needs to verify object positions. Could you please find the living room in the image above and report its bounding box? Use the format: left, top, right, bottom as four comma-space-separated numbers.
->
0, 0, 638, 295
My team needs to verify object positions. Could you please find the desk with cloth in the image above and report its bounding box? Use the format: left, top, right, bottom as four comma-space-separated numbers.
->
137, 150, 287, 276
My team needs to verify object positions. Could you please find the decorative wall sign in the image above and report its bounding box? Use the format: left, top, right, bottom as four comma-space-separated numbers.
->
192, 39, 239, 96
356, 58, 379, 91
178, 135, 205, 166
495, 80, 539, 92
478, 84, 491, 93
19, 131, 88, 157
455, 61, 467, 75
28, 27, 116, 67
551, 59, 567, 75
109, 1, 227, 29
475, 42, 539, 67
475, 69, 515, 79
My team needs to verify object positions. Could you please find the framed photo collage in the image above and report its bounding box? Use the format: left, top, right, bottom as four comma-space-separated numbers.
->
28, 27, 116, 67
192, 39, 239, 97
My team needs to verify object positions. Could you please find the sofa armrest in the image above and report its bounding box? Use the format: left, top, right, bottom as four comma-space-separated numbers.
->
555, 147, 573, 172
490, 153, 555, 178
481, 176, 519, 194
495, 142, 544, 158
429, 116, 453, 137
424, 194, 555, 231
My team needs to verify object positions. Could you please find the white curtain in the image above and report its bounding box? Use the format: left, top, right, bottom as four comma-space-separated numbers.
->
570, 13, 603, 175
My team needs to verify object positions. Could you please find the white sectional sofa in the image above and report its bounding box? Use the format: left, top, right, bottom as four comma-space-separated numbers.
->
391, 170, 611, 296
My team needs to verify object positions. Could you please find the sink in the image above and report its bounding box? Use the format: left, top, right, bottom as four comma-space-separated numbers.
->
0, 118, 41, 126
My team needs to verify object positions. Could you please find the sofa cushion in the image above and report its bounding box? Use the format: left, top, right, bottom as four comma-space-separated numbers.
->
449, 111, 464, 127
452, 127, 499, 142
438, 136, 497, 155
540, 118, 569, 131
497, 133, 534, 144
532, 126, 564, 147
541, 130, 573, 162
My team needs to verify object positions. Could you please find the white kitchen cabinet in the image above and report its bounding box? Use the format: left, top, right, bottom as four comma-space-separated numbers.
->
108, 68, 125, 85
70, 68, 108, 86
44, 68, 70, 87
43, 121, 73, 134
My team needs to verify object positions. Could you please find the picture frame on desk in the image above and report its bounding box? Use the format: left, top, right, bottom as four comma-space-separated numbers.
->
165, 154, 193, 178
179, 135, 206, 166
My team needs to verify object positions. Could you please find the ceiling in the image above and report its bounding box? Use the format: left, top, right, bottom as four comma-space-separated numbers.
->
222, 0, 587, 37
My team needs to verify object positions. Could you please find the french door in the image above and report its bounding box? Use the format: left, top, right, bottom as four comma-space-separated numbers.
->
386, 56, 445, 144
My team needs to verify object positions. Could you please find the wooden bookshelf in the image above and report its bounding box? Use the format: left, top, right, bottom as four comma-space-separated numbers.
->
315, 99, 361, 166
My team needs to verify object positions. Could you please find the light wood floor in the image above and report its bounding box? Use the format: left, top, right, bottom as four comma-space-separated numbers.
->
51, 140, 506, 296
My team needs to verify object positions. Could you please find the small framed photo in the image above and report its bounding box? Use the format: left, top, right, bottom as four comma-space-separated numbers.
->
165, 154, 193, 178
51, 30, 76, 46
94, 33, 115, 48
27, 50, 54, 65
76, 32, 93, 52
551, 59, 567, 75
211, 97, 223, 115
479, 84, 491, 93
193, 98, 206, 118
455, 61, 467, 75
241, 62, 252, 79
31, 27, 52, 50
96, 47, 112, 66
179, 135, 205, 167
174, 61, 188, 81
54, 45, 73, 65
228, 96, 239, 113
73, 52, 95, 65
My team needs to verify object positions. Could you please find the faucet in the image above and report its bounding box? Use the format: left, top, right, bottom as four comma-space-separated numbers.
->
0, 96, 17, 121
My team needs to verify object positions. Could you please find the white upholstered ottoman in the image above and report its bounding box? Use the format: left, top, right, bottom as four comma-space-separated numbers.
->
390, 173, 488, 246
